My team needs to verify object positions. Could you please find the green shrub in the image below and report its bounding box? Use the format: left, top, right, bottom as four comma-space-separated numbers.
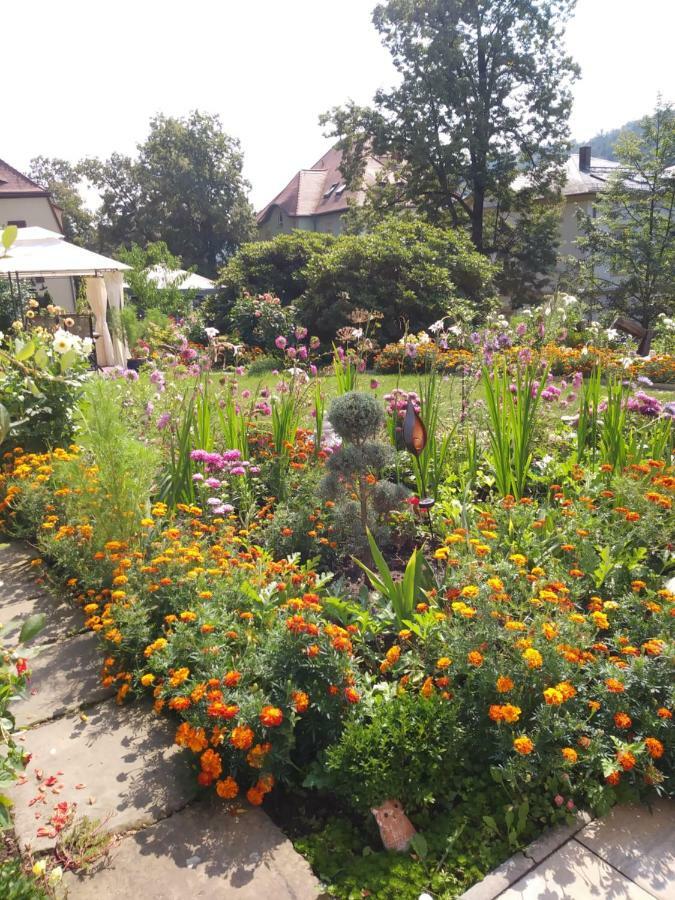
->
228, 293, 298, 351
0, 860, 47, 900
325, 693, 463, 813
299, 217, 498, 343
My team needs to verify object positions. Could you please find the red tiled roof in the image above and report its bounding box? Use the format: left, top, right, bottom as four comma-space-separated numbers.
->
0, 158, 49, 197
257, 145, 384, 224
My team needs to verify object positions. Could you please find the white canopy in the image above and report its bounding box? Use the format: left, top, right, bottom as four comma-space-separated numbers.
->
0, 227, 131, 278
0, 227, 131, 367
144, 264, 215, 292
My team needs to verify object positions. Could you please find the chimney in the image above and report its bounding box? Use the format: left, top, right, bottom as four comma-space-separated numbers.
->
579, 145, 591, 172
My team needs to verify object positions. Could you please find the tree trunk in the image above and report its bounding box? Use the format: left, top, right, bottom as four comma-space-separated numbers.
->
471, 185, 485, 253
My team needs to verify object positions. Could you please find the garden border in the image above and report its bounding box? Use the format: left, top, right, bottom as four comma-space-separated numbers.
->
458, 811, 592, 899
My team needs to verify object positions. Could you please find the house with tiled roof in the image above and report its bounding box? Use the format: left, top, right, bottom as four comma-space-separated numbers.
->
256, 145, 384, 239
0, 157, 76, 310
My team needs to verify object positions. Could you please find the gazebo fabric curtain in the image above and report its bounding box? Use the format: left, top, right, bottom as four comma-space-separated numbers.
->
85, 277, 115, 367
103, 271, 129, 366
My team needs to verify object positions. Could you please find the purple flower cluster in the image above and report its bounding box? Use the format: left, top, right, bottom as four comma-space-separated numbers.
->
626, 391, 664, 418
384, 389, 421, 418
190, 448, 258, 476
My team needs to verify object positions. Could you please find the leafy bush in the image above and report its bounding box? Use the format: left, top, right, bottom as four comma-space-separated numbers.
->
213, 230, 334, 311
0, 326, 91, 449
299, 217, 498, 343
325, 693, 463, 813
0, 859, 47, 900
228, 293, 298, 352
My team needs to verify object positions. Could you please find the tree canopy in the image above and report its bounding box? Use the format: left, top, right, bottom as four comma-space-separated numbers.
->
79, 111, 255, 275
577, 99, 675, 327
322, 0, 578, 295
28, 156, 96, 247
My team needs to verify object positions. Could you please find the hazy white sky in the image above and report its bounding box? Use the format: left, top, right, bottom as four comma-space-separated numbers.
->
3, 0, 674, 210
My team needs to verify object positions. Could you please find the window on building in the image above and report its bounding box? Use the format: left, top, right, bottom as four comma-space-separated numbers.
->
7, 219, 27, 228
323, 183, 339, 199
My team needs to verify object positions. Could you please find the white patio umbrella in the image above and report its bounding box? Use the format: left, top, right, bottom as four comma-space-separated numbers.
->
0, 227, 131, 366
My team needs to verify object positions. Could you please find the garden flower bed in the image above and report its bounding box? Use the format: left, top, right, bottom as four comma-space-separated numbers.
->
0, 320, 673, 898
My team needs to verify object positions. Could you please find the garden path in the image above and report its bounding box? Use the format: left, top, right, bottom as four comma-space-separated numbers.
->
2, 541, 321, 898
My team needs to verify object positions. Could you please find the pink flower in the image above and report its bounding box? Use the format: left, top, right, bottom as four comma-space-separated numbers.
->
554, 795, 564, 807
370, 379, 380, 389
275, 336, 287, 350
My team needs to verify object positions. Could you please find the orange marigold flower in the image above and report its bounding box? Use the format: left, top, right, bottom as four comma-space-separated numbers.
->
614, 712, 632, 729
631, 580, 647, 592
436, 656, 452, 669
513, 736, 534, 755
617, 750, 636, 771
246, 787, 265, 806
496, 675, 514, 693
200, 748, 222, 779
644, 737, 664, 759
292, 690, 310, 713
657, 707, 672, 720
223, 670, 242, 688
467, 650, 484, 667
605, 770, 622, 786
230, 725, 255, 750
605, 678, 625, 693
259, 705, 284, 727
642, 639, 664, 657
216, 776, 239, 799
345, 686, 360, 704
561, 747, 578, 764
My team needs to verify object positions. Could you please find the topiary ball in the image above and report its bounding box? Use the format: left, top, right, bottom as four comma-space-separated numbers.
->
328, 392, 385, 444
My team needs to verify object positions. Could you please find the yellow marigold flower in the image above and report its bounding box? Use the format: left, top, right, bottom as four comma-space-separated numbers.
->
509, 554, 527, 567
461, 585, 479, 598
141, 673, 155, 687
111, 590, 126, 600
513, 735, 534, 755
591, 611, 609, 630
434, 546, 450, 560
543, 687, 564, 706
444, 533, 463, 544
487, 577, 504, 592
436, 657, 452, 669
522, 648, 543, 669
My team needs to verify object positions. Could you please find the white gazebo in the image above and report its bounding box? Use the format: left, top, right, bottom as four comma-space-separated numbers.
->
145, 265, 216, 293
0, 227, 131, 367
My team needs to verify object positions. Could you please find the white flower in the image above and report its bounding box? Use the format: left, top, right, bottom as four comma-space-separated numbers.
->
48, 866, 63, 886
205, 327, 219, 339
606, 328, 619, 342
428, 319, 445, 334
52, 329, 75, 354
449, 324, 463, 336
580, 346, 589, 357
620, 356, 634, 369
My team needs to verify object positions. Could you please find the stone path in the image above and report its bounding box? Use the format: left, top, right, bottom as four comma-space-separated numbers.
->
1, 541, 321, 898
461, 800, 675, 900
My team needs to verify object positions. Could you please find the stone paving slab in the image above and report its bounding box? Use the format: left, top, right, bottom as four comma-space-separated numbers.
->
459, 852, 532, 900
63, 797, 321, 899
0, 540, 38, 573
576, 799, 675, 900
1, 588, 84, 646
499, 839, 655, 899
13, 631, 113, 727
9, 700, 197, 852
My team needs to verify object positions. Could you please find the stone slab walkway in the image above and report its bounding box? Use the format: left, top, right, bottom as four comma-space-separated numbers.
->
2, 541, 321, 898
461, 800, 675, 900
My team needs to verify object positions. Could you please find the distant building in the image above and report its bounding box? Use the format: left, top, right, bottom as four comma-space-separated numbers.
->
256, 145, 384, 239
0, 157, 76, 311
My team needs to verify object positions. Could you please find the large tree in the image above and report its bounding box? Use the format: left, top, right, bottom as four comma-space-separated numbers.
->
322, 0, 578, 290
577, 100, 675, 327
28, 156, 96, 246
82, 111, 256, 275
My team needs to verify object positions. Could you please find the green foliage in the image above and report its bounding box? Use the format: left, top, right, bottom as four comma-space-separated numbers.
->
212, 230, 334, 319
355, 530, 432, 627
28, 156, 95, 246
116, 241, 195, 318
481, 361, 548, 498
325, 693, 462, 813
322, 0, 577, 288
0, 326, 91, 449
1, 612, 45, 829
576, 118, 644, 162
227, 293, 298, 351
81, 110, 255, 274
328, 392, 384, 445
577, 99, 675, 325
300, 217, 497, 343
0, 859, 47, 900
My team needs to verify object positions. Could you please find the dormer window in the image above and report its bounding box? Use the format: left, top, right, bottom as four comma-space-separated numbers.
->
335, 184, 347, 196
323, 182, 339, 198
